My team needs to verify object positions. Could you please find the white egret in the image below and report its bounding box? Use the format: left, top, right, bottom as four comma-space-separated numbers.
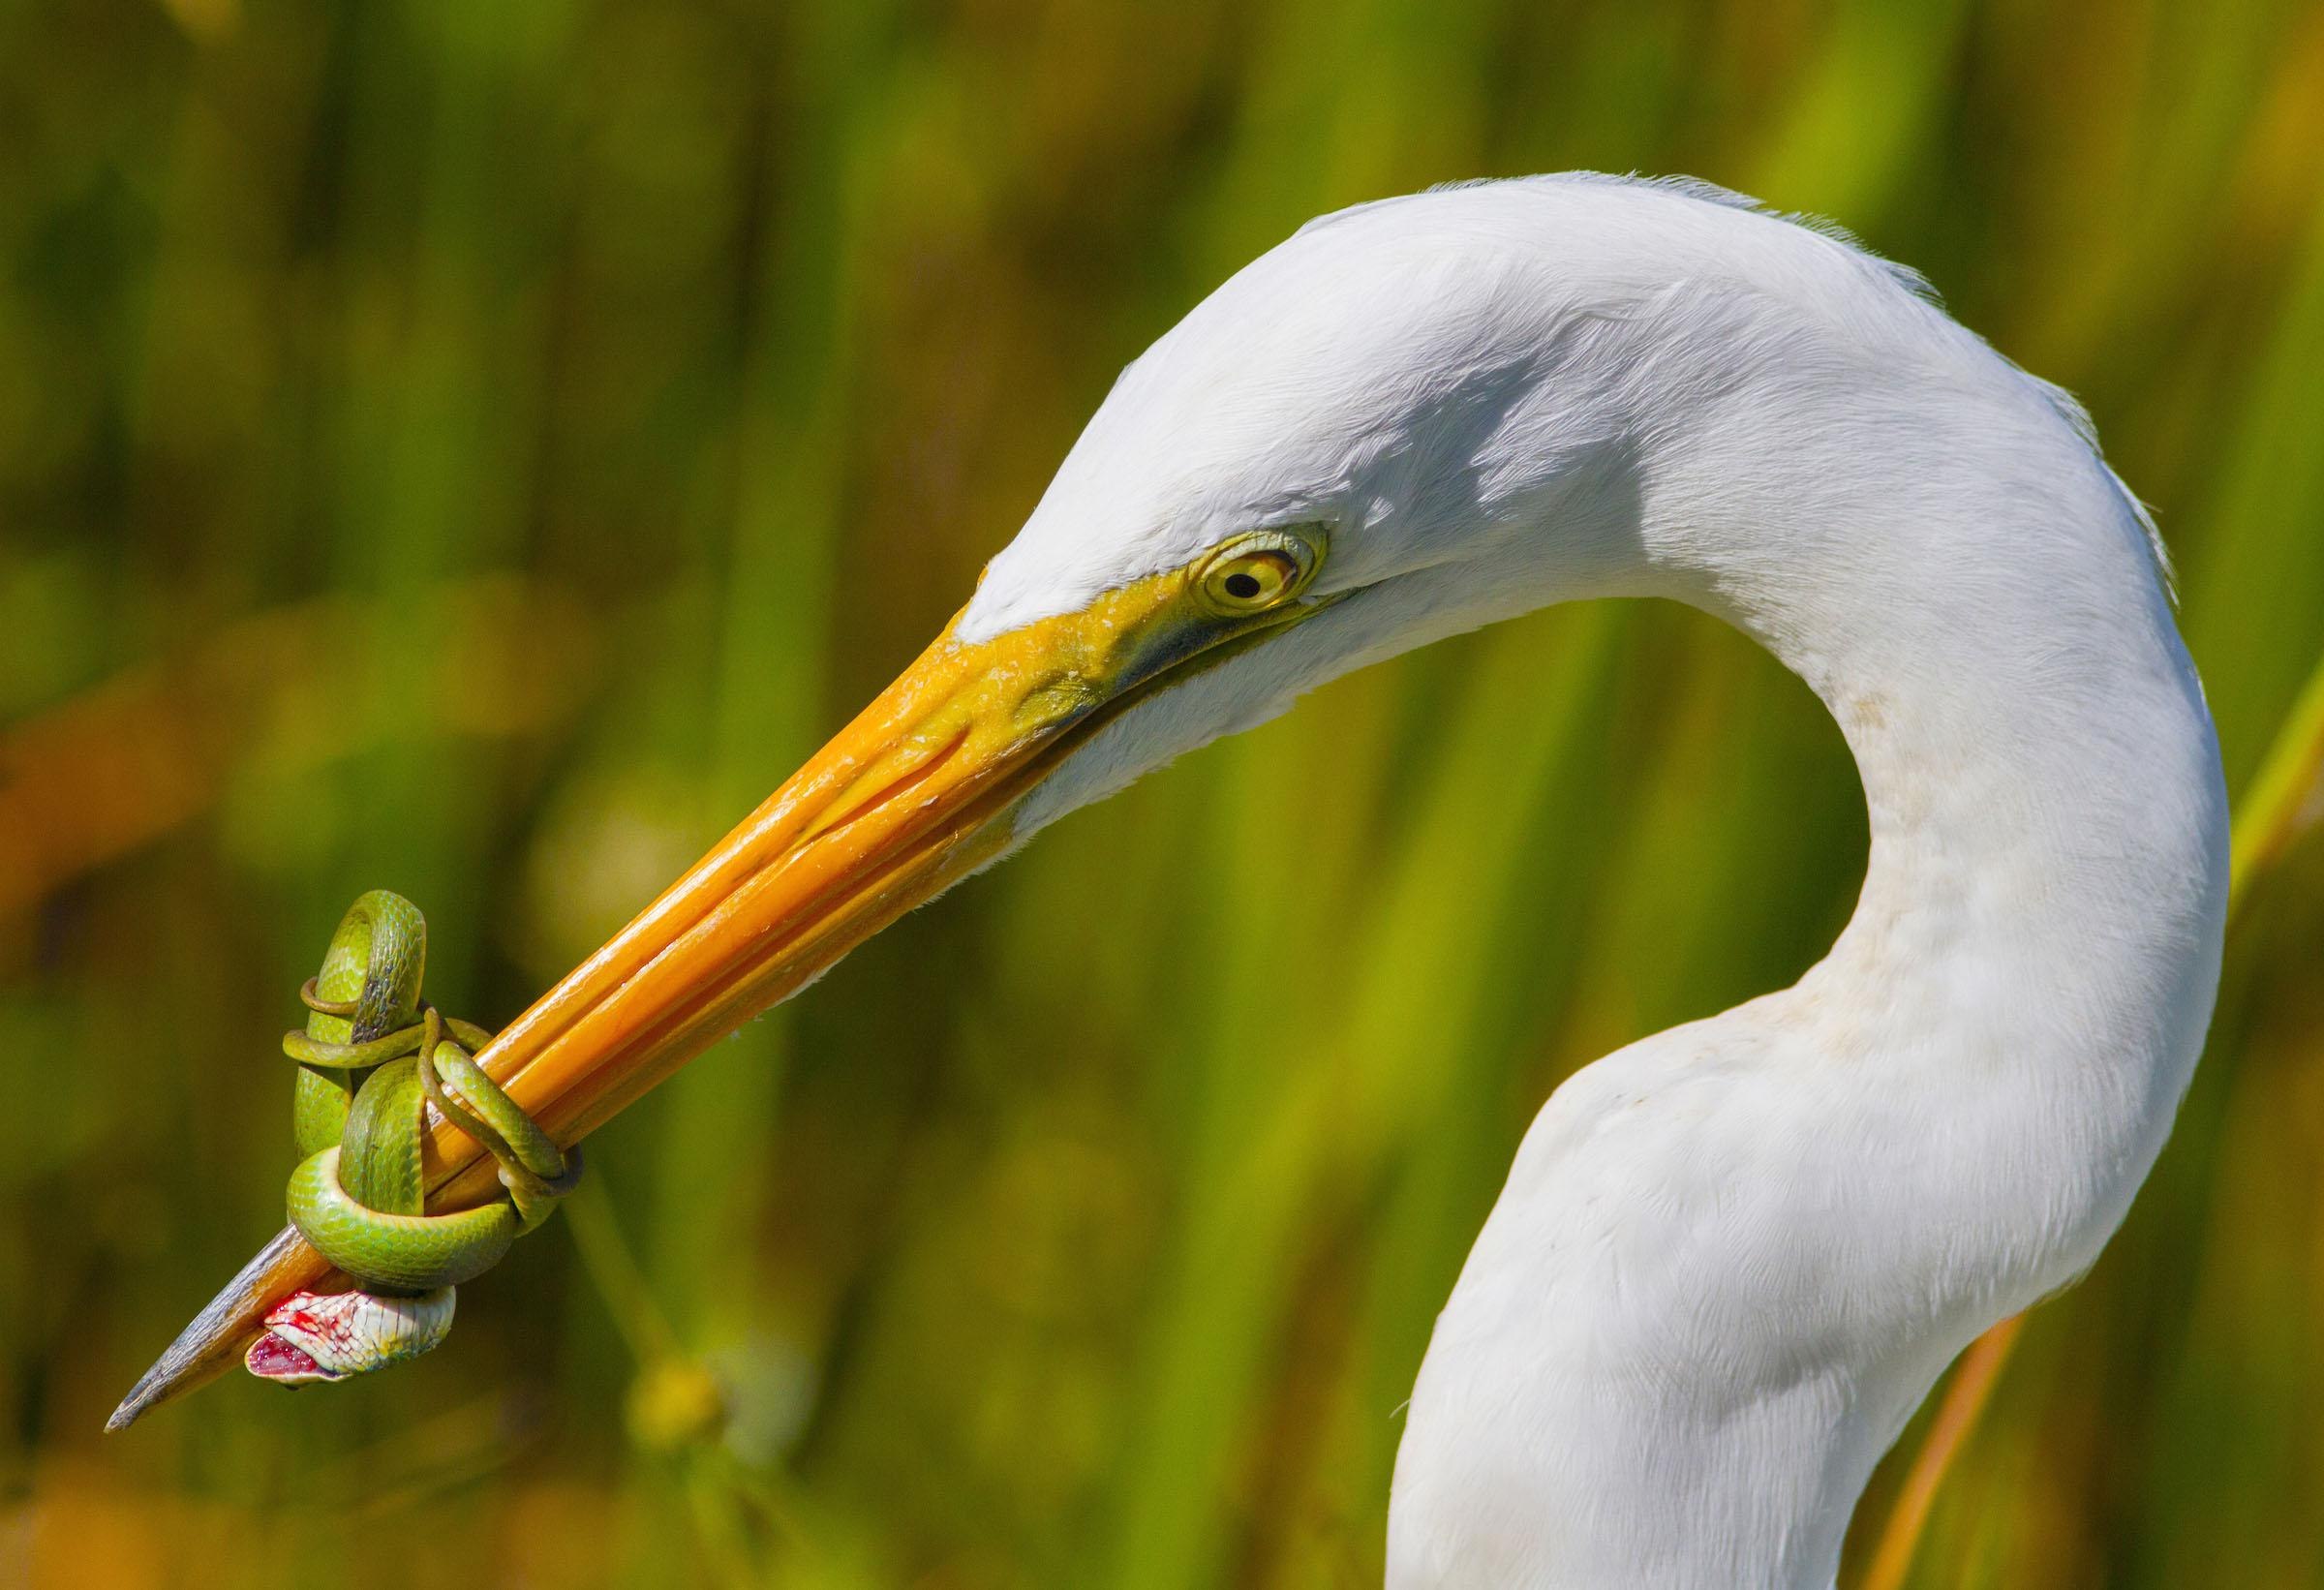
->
121, 173, 2228, 1589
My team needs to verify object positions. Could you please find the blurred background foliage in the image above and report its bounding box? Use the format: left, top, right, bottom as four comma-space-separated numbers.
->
3, 0, 2323, 1584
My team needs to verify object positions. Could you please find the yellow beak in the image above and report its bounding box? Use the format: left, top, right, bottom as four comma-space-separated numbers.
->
438, 565, 1221, 1175
112, 539, 1332, 1426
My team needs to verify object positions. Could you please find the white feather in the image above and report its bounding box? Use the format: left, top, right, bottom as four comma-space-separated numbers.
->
962, 175, 2227, 1588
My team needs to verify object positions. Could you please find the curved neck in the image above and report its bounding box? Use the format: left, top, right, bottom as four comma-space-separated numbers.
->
1391, 452, 2230, 1590
1697, 440, 2229, 1572
1385, 469, 2221, 1589
1724, 476, 2230, 1582
1615, 343, 2233, 1143
1369, 195, 2234, 1590
1722, 483, 2227, 1137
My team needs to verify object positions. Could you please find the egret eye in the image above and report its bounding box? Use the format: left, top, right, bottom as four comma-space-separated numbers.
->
1194, 530, 1323, 616
1208, 551, 1294, 606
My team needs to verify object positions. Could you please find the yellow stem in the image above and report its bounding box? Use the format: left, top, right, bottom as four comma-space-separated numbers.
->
2228, 650, 2324, 905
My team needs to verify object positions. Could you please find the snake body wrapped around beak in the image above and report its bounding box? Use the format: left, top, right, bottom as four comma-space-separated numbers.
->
245, 890, 579, 1385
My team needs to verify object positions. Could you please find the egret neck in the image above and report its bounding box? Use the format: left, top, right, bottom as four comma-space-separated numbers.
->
1386, 277, 2227, 1584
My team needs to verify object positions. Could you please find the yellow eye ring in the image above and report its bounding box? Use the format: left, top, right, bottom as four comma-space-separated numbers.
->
1194, 529, 1324, 616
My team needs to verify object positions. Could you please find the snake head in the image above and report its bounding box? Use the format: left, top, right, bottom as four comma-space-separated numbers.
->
243, 1288, 457, 1385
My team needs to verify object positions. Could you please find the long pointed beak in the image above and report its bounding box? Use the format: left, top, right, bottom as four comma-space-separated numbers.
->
111, 560, 1311, 1428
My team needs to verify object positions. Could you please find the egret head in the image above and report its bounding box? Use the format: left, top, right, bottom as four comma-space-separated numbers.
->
482, 185, 1683, 1156
954, 183, 1699, 831
469, 173, 1987, 1153
448, 177, 1913, 1145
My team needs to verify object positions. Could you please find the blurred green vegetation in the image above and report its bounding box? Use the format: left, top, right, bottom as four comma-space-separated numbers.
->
4, 0, 2323, 1585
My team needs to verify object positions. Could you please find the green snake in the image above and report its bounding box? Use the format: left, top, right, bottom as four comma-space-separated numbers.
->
243, 890, 579, 1384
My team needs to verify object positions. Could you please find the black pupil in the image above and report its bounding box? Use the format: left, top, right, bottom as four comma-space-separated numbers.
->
1223, 570, 1263, 599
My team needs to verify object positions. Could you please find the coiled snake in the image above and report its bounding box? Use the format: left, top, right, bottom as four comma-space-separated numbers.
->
244, 890, 579, 1383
